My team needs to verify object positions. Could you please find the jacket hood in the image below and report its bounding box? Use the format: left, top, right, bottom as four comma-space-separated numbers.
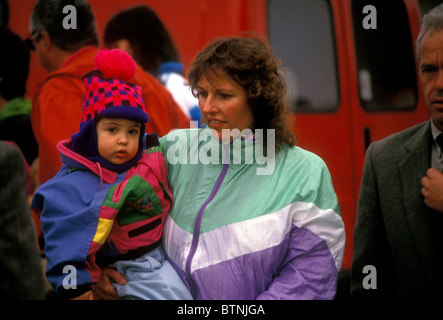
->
57, 138, 118, 185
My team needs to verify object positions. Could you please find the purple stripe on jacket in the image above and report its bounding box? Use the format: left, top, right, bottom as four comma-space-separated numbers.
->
167, 225, 338, 300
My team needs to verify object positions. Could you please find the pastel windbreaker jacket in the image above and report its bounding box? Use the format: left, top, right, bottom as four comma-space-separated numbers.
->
160, 129, 345, 300
31, 136, 172, 298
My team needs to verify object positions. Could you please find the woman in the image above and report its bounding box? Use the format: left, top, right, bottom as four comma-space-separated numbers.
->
93, 36, 345, 300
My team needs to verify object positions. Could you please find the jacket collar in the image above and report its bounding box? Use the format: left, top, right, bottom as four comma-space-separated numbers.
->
56, 138, 118, 184
199, 128, 266, 165
33, 46, 100, 98
44, 46, 99, 81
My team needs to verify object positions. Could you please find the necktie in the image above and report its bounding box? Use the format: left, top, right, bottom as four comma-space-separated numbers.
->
437, 134, 443, 151
436, 134, 443, 171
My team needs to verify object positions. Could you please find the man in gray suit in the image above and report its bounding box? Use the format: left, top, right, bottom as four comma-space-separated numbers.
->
351, 4, 443, 299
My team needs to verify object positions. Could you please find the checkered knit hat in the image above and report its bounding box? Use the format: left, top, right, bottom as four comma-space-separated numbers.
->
80, 49, 148, 125
70, 49, 148, 172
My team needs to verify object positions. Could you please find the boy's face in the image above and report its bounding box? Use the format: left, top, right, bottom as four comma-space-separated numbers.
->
96, 118, 141, 165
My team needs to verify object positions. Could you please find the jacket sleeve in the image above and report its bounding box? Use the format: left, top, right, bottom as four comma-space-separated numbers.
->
257, 164, 345, 300
33, 173, 106, 298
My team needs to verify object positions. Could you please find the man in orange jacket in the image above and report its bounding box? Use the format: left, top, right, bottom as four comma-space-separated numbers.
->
28, 0, 191, 185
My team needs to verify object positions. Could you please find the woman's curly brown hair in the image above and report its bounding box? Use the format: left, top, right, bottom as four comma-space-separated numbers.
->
187, 35, 296, 153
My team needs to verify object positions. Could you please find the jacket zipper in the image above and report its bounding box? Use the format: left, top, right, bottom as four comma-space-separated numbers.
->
185, 161, 230, 295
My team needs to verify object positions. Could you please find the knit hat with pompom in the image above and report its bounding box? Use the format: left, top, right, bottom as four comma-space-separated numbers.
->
80, 48, 148, 124
71, 49, 149, 173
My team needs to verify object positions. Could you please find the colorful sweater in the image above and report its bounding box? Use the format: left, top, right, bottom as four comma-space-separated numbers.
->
160, 129, 345, 300
31, 136, 172, 298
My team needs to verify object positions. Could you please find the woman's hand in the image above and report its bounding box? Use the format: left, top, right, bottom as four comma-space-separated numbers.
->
91, 267, 127, 300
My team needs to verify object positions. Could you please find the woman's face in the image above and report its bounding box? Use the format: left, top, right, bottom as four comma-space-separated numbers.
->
196, 69, 254, 141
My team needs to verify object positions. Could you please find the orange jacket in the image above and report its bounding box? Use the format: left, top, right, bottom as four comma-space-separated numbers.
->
31, 46, 191, 184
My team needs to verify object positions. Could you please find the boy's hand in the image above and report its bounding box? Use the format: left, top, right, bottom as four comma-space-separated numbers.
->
91, 268, 127, 300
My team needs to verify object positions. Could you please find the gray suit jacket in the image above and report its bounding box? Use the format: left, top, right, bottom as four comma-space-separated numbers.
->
0, 142, 46, 299
350, 120, 443, 299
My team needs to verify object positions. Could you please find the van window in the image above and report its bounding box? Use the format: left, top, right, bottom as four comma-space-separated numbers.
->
268, 0, 339, 112
352, 0, 418, 111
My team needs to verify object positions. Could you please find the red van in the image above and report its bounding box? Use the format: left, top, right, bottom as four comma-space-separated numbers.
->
9, 0, 428, 280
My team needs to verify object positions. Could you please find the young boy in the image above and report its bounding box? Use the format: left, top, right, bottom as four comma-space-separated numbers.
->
31, 49, 192, 300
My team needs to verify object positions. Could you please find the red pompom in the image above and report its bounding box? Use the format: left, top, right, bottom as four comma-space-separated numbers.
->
94, 49, 136, 81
